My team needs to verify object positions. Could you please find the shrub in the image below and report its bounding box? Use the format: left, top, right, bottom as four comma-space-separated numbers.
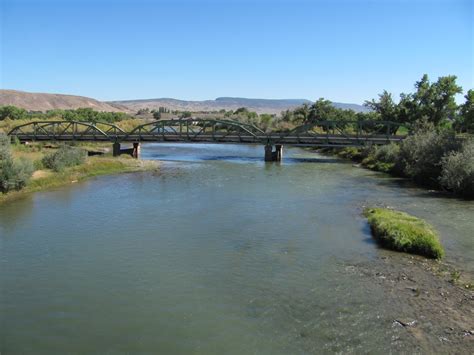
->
364, 207, 444, 259
0, 134, 10, 161
336, 146, 370, 161
42, 145, 86, 172
0, 134, 34, 193
398, 129, 461, 186
440, 139, 474, 198
362, 144, 401, 173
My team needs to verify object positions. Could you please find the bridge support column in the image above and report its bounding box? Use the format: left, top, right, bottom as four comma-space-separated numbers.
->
132, 142, 140, 158
264, 144, 283, 162
265, 144, 273, 162
113, 142, 121, 157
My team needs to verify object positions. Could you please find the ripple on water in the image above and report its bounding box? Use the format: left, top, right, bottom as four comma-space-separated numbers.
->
0, 143, 473, 354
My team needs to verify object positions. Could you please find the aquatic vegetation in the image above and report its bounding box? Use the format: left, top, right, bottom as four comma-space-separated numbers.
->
364, 207, 444, 259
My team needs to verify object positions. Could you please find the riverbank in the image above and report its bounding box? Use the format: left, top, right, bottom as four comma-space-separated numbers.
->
0, 155, 159, 205
315, 140, 474, 199
342, 252, 473, 353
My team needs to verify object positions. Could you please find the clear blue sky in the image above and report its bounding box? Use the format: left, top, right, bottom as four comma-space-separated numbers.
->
1, 0, 472, 104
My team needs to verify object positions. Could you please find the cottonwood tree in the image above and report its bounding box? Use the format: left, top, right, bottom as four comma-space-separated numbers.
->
456, 89, 474, 132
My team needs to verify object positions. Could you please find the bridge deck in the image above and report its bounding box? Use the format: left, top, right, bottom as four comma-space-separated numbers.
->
13, 134, 405, 146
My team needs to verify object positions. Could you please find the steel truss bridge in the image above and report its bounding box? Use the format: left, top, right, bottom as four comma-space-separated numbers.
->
8, 119, 407, 161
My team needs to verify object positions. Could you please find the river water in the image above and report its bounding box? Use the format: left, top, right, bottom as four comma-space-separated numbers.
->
1, 144, 473, 354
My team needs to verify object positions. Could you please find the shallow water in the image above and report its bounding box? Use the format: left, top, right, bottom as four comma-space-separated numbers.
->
1, 143, 473, 353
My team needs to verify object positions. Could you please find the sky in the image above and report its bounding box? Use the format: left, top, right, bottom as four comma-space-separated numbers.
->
1, 0, 472, 104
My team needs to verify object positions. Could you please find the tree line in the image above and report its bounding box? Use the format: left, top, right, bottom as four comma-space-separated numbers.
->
279, 75, 472, 133
0, 107, 129, 123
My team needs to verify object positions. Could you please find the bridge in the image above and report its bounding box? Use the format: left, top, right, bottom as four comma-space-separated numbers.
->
8, 119, 407, 161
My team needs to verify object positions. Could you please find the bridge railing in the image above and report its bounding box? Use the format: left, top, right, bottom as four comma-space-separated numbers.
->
8, 121, 126, 142
121, 118, 267, 143
268, 120, 407, 145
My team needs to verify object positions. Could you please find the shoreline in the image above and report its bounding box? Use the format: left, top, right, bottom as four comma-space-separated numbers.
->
0, 155, 159, 205
342, 252, 473, 353
312, 147, 461, 198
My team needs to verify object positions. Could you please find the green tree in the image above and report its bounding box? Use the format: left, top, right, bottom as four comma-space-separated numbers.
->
311, 98, 336, 122
364, 90, 397, 121
410, 74, 462, 126
259, 113, 274, 131
234, 107, 250, 115
0, 105, 27, 120
180, 111, 192, 119
456, 89, 474, 132
293, 103, 310, 123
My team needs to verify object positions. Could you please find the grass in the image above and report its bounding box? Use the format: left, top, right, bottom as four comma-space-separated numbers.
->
0, 156, 158, 204
364, 207, 445, 259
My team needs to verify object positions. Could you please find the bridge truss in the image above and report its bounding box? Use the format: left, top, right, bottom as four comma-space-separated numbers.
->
8, 118, 407, 147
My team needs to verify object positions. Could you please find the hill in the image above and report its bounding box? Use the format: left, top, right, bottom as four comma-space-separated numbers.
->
0, 90, 128, 112
111, 97, 369, 114
0, 90, 369, 115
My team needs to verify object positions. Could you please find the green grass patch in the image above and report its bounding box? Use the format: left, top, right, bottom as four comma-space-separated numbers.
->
364, 207, 444, 259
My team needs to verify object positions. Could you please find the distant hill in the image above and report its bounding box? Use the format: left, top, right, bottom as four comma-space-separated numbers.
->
111, 97, 370, 114
0, 90, 369, 115
0, 90, 129, 112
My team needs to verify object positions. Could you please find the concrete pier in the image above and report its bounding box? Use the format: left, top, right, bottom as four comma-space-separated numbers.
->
132, 142, 140, 158
264, 144, 283, 162
112, 142, 140, 158
113, 142, 121, 157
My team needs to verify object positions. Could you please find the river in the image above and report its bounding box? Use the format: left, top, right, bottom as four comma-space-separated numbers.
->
1, 143, 473, 353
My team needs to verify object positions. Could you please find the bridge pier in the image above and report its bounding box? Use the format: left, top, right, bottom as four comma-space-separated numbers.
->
113, 142, 121, 157
132, 142, 140, 158
112, 142, 140, 158
264, 144, 283, 162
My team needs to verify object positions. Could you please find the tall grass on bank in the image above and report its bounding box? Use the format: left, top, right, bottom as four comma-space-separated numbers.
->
364, 207, 444, 259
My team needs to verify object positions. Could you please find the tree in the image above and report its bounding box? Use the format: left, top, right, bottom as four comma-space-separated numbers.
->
307, 98, 338, 123
259, 114, 274, 131
293, 103, 310, 123
234, 107, 250, 115
0, 105, 27, 120
455, 89, 474, 132
153, 111, 161, 120
409, 74, 462, 126
180, 111, 192, 119
364, 90, 397, 121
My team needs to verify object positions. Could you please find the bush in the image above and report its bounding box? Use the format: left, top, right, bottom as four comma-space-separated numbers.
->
0, 134, 34, 193
0, 134, 10, 161
0, 158, 34, 193
42, 145, 86, 172
399, 129, 461, 186
440, 139, 474, 198
336, 146, 370, 161
364, 207, 444, 259
362, 144, 402, 173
